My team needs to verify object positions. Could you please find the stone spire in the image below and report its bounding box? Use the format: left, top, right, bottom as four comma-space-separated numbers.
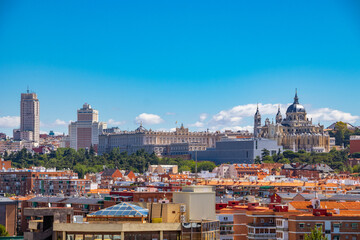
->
254, 103, 261, 137
294, 88, 299, 104
276, 105, 282, 124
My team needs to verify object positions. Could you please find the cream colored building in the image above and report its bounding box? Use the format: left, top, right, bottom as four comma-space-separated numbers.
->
69, 103, 107, 150
0, 140, 23, 153
173, 185, 216, 222
254, 92, 330, 152
98, 124, 252, 155
148, 165, 179, 174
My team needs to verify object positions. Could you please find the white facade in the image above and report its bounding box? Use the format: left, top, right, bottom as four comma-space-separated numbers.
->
173, 185, 216, 222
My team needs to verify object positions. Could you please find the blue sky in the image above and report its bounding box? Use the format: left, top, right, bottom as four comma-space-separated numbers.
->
0, 0, 360, 135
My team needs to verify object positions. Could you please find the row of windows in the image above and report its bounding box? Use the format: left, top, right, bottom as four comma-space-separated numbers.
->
299, 235, 357, 240
299, 223, 358, 229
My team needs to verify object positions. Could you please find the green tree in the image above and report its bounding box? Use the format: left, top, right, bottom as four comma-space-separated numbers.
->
254, 156, 261, 164
197, 161, 216, 172
0, 224, 9, 237
262, 155, 274, 163
333, 121, 350, 146
179, 165, 191, 172
261, 149, 270, 159
304, 226, 327, 240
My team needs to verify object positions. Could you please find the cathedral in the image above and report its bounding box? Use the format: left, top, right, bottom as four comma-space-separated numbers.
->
254, 91, 330, 152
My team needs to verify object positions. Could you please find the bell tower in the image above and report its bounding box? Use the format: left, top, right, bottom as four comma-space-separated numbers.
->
254, 104, 261, 137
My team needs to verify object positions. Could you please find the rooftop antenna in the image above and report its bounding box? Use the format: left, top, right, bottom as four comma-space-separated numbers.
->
27, 86, 29, 94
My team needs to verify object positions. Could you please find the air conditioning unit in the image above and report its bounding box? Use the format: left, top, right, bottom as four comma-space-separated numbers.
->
180, 205, 186, 213
180, 215, 186, 223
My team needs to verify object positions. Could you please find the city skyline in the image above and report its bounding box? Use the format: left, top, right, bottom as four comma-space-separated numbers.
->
1, 0, 360, 135
0, 89, 358, 136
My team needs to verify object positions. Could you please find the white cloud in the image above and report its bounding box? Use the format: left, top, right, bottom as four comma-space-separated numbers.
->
209, 103, 285, 127
218, 125, 254, 132
308, 108, 359, 124
189, 121, 205, 127
199, 113, 208, 121
107, 119, 126, 126
135, 113, 164, 125
41, 119, 69, 128
0, 116, 20, 128
53, 119, 67, 126
189, 113, 209, 128
188, 102, 359, 133
156, 127, 177, 132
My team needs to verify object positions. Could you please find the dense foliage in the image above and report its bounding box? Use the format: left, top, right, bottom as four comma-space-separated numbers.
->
2, 147, 216, 178
256, 148, 350, 172
0, 224, 9, 237
328, 121, 360, 147
304, 226, 327, 240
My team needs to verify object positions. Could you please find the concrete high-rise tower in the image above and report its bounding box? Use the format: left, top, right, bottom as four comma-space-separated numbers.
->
20, 90, 40, 143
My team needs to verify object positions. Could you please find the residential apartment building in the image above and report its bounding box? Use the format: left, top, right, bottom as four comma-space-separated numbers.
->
33, 178, 91, 196
0, 139, 23, 153
69, 103, 107, 151
281, 163, 335, 179
287, 210, 360, 240
0, 168, 77, 196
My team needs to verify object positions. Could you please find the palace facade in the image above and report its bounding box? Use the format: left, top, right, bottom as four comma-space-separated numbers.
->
254, 92, 330, 152
98, 124, 252, 155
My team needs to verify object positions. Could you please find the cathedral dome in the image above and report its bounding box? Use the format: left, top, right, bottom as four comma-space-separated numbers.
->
286, 91, 306, 113
286, 103, 305, 113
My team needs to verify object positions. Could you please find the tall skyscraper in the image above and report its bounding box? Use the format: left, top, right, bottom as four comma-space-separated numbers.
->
20, 90, 40, 143
69, 103, 107, 151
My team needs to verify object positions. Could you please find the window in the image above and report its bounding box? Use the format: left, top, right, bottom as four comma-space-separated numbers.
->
333, 223, 340, 228
66, 235, 74, 240
260, 219, 264, 223
316, 223, 323, 229
333, 236, 340, 240
269, 219, 273, 223
299, 223, 305, 229
113, 235, 121, 240
224, 217, 228, 221
352, 223, 358, 229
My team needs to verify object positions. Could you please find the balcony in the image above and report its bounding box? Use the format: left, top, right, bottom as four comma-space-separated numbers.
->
248, 233, 276, 239
220, 221, 234, 225
248, 223, 276, 228
220, 230, 234, 235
